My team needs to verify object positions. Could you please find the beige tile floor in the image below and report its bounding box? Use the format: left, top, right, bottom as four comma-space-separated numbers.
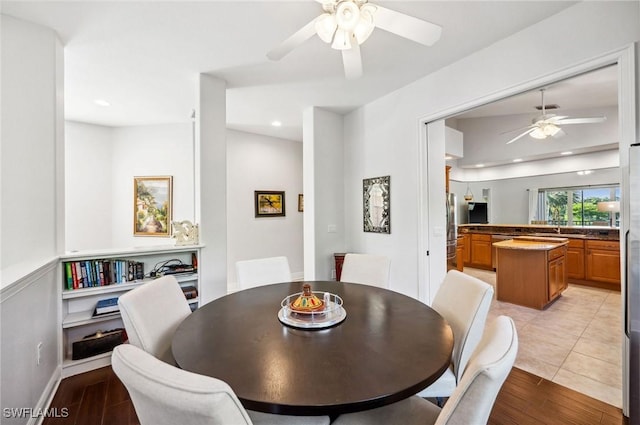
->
465, 267, 623, 408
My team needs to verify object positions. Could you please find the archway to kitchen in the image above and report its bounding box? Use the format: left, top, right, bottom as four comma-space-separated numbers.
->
418, 45, 635, 413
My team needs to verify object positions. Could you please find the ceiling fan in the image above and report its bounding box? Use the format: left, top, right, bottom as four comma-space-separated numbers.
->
504, 88, 607, 145
266, 0, 442, 79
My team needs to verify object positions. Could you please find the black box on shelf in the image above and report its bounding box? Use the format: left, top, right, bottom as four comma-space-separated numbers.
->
71, 328, 127, 360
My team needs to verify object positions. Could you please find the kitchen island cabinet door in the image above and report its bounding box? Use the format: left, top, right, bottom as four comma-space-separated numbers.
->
548, 256, 567, 301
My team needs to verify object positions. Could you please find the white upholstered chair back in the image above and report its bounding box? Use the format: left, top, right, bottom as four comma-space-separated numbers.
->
112, 344, 331, 425
112, 344, 253, 425
331, 315, 517, 425
118, 275, 191, 364
339, 253, 391, 288
235, 256, 292, 290
433, 270, 494, 380
435, 315, 518, 425
417, 270, 494, 399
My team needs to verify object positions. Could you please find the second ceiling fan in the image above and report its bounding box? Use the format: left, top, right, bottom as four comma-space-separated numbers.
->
266, 0, 442, 79
504, 88, 607, 145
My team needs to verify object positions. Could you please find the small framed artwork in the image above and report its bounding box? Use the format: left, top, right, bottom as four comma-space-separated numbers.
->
255, 191, 285, 217
363, 175, 390, 234
298, 194, 304, 212
134, 176, 173, 236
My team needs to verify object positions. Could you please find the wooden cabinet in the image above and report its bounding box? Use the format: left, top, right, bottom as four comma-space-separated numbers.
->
455, 235, 465, 272
445, 166, 451, 194
470, 233, 492, 269
548, 247, 568, 300
462, 234, 471, 264
586, 240, 620, 285
566, 239, 585, 280
495, 241, 567, 309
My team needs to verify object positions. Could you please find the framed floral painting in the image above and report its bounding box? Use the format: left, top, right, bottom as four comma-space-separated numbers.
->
134, 176, 173, 236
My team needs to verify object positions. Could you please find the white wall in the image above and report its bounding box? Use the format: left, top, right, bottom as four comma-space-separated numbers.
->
303, 107, 345, 280
1, 15, 61, 274
64, 122, 194, 251
1, 15, 63, 424
343, 1, 640, 301
226, 129, 303, 290
451, 167, 621, 225
110, 123, 194, 249
65, 122, 113, 251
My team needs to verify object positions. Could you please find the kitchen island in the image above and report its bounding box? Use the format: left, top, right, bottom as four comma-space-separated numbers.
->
493, 236, 569, 310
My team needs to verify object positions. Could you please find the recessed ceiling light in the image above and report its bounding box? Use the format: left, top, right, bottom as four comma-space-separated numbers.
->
560, 151, 573, 155
513, 158, 523, 163
271, 120, 282, 127
476, 164, 485, 168
93, 99, 111, 107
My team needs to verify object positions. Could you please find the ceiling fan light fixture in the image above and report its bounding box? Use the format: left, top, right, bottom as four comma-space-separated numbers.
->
335, 1, 361, 31
543, 123, 561, 137
529, 127, 546, 139
315, 13, 337, 43
331, 28, 353, 50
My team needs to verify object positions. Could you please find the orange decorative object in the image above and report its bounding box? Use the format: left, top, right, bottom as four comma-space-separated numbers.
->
290, 283, 325, 312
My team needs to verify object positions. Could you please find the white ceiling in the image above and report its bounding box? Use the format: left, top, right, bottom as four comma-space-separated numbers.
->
2, 0, 581, 141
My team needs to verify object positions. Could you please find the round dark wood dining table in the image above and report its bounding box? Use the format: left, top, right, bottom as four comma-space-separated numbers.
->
171, 281, 453, 417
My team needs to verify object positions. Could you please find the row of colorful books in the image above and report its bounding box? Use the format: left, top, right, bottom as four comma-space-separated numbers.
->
64, 260, 144, 290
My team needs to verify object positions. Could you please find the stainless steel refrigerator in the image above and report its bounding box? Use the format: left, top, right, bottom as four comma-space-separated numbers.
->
626, 142, 640, 424
446, 193, 457, 262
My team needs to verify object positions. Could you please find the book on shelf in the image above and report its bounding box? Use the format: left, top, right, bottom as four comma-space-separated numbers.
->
64, 259, 145, 290
94, 297, 120, 315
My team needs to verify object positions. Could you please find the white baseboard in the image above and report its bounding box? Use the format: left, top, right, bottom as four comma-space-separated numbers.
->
31, 366, 62, 425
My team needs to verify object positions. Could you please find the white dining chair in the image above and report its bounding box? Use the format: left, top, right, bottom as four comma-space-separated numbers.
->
417, 270, 494, 402
118, 275, 191, 364
235, 256, 292, 290
112, 344, 330, 425
332, 315, 518, 425
339, 253, 390, 288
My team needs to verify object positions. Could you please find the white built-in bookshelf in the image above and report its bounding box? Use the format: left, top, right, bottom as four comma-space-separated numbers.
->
59, 245, 202, 377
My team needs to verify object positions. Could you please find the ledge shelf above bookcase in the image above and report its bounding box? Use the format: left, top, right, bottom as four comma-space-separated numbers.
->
60, 244, 203, 377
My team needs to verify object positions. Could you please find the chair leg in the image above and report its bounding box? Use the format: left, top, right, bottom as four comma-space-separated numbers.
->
436, 397, 444, 407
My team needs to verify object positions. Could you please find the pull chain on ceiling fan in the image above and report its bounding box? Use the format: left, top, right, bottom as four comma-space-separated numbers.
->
504, 88, 607, 145
266, 0, 442, 79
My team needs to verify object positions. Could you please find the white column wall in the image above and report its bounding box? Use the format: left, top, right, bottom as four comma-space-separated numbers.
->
1, 15, 64, 424
303, 107, 345, 280
197, 74, 227, 303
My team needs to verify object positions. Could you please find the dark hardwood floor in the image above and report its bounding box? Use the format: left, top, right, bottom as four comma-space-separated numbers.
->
43, 366, 627, 425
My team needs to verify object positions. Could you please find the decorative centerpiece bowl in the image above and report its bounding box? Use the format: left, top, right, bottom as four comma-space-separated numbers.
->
278, 283, 346, 329
290, 283, 324, 313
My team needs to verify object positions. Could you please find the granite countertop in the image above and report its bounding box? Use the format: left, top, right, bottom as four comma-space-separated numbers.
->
493, 236, 568, 251
459, 224, 618, 241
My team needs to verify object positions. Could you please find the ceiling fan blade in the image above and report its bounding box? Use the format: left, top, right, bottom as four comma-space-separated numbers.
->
266, 19, 318, 61
555, 117, 607, 125
552, 128, 566, 139
506, 128, 534, 145
500, 124, 534, 135
342, 42, 363, 80
373, 5, 442, 46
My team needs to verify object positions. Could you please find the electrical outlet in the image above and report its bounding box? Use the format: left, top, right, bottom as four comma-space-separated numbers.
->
36, 342, 43, 366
